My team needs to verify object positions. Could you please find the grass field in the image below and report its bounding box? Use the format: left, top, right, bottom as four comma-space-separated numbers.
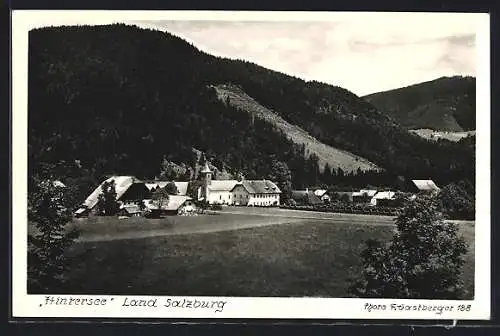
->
48, 212, 475, 299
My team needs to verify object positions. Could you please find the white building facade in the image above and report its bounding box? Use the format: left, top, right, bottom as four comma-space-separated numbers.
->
200, 163, 281, 206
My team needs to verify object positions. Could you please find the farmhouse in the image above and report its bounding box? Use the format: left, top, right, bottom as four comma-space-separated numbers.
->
352, 189, 378, 204
75, 175, 150, 216
370, 191, 396, 206
231, 180, 281, 206
291, 189, 323, 206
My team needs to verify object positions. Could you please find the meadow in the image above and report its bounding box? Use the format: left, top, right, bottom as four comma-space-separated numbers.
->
43, 210, 475, 299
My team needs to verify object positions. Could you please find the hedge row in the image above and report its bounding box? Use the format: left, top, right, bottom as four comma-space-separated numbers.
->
280, 204, 402, 216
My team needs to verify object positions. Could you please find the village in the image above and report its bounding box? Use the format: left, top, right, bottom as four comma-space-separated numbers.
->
71, 162, 441, 219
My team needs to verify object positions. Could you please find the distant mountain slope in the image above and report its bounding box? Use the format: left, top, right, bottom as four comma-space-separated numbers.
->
214, 84, 380, 173
364, 76, 476, 131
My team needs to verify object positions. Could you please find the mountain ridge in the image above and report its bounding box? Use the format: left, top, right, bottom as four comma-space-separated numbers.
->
364, 76, 475, 132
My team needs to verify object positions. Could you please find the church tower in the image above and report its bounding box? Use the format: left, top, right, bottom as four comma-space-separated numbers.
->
200, 162, 212, 201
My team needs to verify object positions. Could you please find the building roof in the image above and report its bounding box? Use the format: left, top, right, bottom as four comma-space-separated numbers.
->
373, 191, 396, 200
144, 181, 189, 195
314, 189, 328, 197
74, 208, 87, 214
173, 182, 189, 196
236, 180, 282, 194
412, 179, 440, 192
145, 181, 169, 191
53, 180, 66, 188
83, 176, 142, 209
291, 190, 323, 204
352, 189, 378, 197
145, 195, 193, 211
208, 180, 239, 192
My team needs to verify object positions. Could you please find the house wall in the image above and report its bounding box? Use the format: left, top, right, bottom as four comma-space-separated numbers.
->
207, 190, 233, 204
231, 185, 250, 205
247, 193, 280, 207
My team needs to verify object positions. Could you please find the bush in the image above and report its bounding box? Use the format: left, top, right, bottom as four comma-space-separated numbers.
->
210, 204, 223, 211
349, 194, 469, 299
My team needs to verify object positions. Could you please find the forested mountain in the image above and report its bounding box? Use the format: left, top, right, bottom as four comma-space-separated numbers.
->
29, 24, 474, 195
364, 76, 476, 131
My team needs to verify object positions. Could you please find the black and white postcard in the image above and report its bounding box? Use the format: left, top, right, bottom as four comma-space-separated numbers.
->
11, 10, 491, 320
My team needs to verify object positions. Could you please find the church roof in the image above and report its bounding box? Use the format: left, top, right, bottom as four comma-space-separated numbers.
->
208, 180, 239, 192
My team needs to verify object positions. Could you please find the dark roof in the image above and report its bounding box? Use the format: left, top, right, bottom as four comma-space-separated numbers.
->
291, 190, 323, 204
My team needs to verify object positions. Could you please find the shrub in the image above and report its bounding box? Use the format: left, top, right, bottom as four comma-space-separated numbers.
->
349, 194, 469, 299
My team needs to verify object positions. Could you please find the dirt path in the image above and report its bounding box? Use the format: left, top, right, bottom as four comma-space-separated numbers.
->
77, 217, 308, 243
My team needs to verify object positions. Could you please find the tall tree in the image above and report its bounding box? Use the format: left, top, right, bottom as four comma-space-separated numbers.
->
151, 187, 170, 210
349, 194, 469, 299
268, 159, 293, 202
96, 180, 119, 216
28, 177, 80, 293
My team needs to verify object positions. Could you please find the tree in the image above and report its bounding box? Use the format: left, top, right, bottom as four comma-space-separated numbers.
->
159, 158, 182, 180
28, 177, 80, 293
349, 195, 469, 299
339, 193, 351, 204
268, 159, 292, 202
96, 180, 119, 216
164, 182, 179, 195
151, 187, 170, 210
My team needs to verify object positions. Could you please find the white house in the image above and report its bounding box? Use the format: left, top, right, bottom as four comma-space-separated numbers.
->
231, 180, 281, 206
199, 163, 281, 206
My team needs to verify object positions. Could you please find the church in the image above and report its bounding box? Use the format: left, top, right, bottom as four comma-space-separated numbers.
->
199, 163, 282, 207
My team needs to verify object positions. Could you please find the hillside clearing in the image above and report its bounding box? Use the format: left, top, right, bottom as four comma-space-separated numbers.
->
410, 129, 476, 142
213, 84, 380, 173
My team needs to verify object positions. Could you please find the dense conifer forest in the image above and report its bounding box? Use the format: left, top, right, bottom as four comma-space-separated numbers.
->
364, 76, 476, 131
28, 24, 475, 197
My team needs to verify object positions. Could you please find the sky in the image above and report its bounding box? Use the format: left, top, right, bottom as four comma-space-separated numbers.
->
23, 12, 481, 96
